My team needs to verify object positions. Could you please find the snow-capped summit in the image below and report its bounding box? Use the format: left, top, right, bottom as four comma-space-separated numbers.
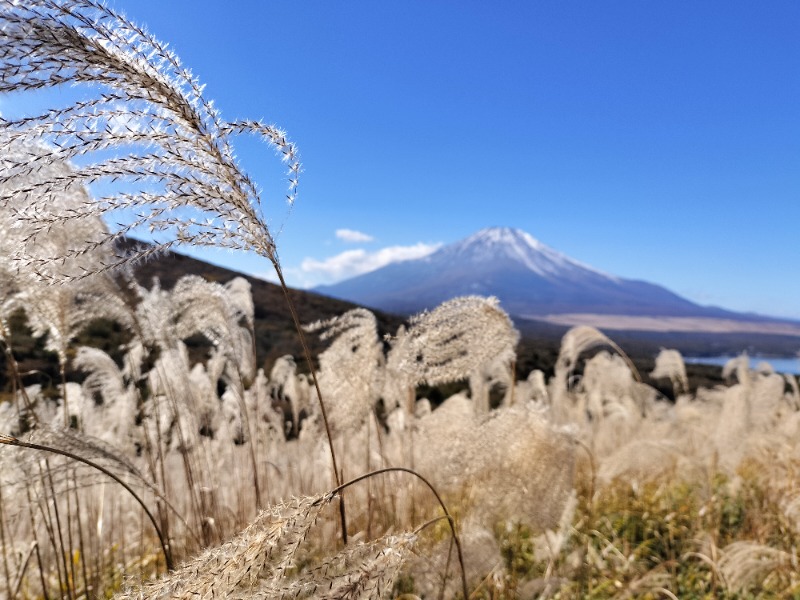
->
440, 227, 615, 281
313, 227, 732, 319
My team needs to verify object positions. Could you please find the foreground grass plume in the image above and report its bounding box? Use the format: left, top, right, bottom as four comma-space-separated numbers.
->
0, 0, 299, 277
113, 494, 334, 599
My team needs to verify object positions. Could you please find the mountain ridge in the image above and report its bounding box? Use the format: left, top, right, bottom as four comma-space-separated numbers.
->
314, 227, 799, 332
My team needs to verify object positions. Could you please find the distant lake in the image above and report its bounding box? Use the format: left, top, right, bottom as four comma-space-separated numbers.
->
684, 355, 800, 375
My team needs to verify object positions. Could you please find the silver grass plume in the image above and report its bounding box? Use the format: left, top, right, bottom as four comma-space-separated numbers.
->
268, 355, 308, 437
74, 346, 126, 403
114, 494, 334, 600
19, 277, 97, 365
0, 138, 111, 278
413, 396, 576, 531
748, 370, 785, 433
755, 361, 774, 375
171, 275, 257, 381
26, 427, 142, 479
541, 489, 578, 565
313, 534, 416, 600
722, 353, 751, 386
550, 325, 638, 424
144, 343, 219, 453
172, 276, 252, 347
517, 368, 549, 405
0, 199, 22, 340
305, 308, 383, 435
130, 277, 175, 349
717, 541, 792, 594
237, 533, 417, 599
131, 274, 251, 355
650, 348, 688, 396
386, 296, 519, 414
74, 345, 139, 446
0, 269, 17, 343
596, 436, 683, 484
0, 0, 299, 278
459, 404, 576, 530
555, 325, 631, 377
581, 351, 646, 425
711, 384, 751, 470
0, 141, 114, 369
249, 367, 287, 442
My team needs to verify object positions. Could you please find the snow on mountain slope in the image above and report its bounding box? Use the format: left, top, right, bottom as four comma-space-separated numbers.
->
435, 227, 617, 282
312, 227, 776, 323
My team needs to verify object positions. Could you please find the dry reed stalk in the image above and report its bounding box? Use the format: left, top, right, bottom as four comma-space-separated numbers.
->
12, 541, 38, 599
63, 469, 80, 598
147, 351, 206, 537
0, 432, 175, 571
42, 459, 74, 599
0, 481, 12, 599
23, 483, 50, 599
227, 369, 263, 510
69, 467, 91, 598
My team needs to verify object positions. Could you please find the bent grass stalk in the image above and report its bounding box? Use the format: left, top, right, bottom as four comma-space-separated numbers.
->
326, 466, 470, 600
11, 541, 38, 599
274, 263, 347, 539
0, 433, 175, 571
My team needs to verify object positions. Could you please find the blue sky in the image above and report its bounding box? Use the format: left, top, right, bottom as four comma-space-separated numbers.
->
6, 1, 800, 319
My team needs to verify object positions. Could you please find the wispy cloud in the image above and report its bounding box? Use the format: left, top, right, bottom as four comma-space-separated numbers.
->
335, 228, 374, 243
299, 242, 442, 286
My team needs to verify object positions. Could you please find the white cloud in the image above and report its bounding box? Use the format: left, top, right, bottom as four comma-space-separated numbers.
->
300, 242, 442, 285
335, 228, 374, 243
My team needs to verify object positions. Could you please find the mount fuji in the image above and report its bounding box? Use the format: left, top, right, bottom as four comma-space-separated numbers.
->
313, 227, 800, 334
